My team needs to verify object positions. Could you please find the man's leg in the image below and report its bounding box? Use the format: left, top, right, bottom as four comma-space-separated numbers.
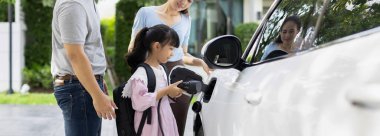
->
54, 80, 102, 136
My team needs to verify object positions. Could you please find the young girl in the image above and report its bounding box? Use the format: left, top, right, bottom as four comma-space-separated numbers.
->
127, 2, 210, 134
122, 24, 183, 136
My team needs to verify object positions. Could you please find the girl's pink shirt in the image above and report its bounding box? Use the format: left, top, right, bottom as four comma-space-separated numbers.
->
127, 66, 179, 136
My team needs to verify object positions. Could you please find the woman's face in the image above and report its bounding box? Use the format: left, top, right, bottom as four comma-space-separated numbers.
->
280, 21, 300, 46
168, 0, 193, 12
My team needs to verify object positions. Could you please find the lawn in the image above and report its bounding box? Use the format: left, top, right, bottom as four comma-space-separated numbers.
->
0, 76, 115, 105
0, 92, 57, 105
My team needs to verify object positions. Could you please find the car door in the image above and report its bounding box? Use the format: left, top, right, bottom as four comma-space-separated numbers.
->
197, 0, 380, 135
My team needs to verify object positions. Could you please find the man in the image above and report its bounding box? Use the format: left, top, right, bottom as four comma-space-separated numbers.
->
51, 0, 117, 135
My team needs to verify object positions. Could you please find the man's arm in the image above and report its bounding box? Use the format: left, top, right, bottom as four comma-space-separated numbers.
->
64, 44, 117, 120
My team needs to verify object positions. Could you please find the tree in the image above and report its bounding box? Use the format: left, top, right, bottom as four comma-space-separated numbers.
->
114, 0, 140, 83
317, 0, 380, 44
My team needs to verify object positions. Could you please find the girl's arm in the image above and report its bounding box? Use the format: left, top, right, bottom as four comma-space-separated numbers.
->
131, 79, 183, 111
156, 80, 183, 100
131, 79, 158, 111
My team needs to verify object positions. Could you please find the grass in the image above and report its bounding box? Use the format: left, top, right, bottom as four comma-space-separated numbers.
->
0, 92, 57, 105
0, 76, 194, 105
0, 77, 114, 105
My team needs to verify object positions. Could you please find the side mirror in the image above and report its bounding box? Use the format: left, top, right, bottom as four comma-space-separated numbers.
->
201, 35, 242, 69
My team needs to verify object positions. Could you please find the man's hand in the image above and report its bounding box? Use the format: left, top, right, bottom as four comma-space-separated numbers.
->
93, 93, 118, 120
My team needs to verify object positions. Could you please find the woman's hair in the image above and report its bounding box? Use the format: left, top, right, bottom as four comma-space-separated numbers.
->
180, 0, 192, 14
275, 15, 302, 44
126, 24, 180, 72
180, 9, 189, 14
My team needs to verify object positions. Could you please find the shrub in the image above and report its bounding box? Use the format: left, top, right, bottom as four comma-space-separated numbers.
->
114, 0, 140, 83
21, 0, 53, 89
22, 65, 52, 90
101, 18, 116, 59
0, 2, 14, 22
234, 22, 259, 51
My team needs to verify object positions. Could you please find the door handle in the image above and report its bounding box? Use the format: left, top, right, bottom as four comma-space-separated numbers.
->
245, 92, 262, 105
346, 85, 380, 109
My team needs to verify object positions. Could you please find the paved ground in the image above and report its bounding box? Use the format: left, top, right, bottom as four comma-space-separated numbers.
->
0, 66, 207, 136
0, 104, 116, 136
0, 104, 197, 136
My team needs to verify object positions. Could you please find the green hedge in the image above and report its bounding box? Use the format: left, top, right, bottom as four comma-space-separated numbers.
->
21, 0, 53, 89
234, 22, 259, 51
101, 18, 116, 58
0, 2, 14, 22
23, 65, 52, 90
114, 0, 140, 83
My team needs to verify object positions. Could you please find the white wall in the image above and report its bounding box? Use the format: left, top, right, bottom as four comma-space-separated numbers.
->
97, 0, 118, 19
243, 0, 263, 23
0, 0, 25, 92
0, 23, 25, 92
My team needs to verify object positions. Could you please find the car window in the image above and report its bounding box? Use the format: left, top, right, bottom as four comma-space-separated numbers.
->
316, 0, 380, 45
248, 0, 380, 63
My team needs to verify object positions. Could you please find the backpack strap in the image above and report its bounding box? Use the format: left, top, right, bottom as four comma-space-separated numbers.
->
161, 64, 177, 102
158, 64, 167, 136
139, 63, 156, 93
136, 63, 156, 136
160, 64, 169, 85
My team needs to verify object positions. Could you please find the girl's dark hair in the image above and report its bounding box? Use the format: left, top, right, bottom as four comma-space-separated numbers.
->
275, 15, 302, 44
126, 24, 180, 72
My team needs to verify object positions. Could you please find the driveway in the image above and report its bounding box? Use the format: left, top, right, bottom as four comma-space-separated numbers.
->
0, 65, 207, 136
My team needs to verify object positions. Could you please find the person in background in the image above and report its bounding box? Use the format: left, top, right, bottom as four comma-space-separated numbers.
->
261, 15, 302, 61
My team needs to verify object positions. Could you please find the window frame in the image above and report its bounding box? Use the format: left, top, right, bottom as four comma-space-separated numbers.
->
243, 0, 328, 65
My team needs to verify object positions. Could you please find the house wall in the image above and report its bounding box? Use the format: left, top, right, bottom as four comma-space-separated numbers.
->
0, 0, 25, 92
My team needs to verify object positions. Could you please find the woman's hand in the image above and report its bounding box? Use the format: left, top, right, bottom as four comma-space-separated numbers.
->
201, 59, 212, 75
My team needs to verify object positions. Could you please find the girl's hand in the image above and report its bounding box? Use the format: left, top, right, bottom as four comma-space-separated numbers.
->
167, 80, 183, 98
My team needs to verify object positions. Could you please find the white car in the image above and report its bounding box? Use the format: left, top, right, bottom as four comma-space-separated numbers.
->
190, 0, 380, 136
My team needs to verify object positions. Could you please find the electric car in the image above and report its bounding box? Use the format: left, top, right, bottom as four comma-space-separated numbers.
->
191, 0, 380, 135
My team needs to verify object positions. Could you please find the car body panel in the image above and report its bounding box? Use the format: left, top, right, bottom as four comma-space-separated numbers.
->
199, 28, 380, 136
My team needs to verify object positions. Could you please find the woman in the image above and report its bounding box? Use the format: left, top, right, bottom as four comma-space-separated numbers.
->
261, 15, 302, 61
127, 0, 209, 135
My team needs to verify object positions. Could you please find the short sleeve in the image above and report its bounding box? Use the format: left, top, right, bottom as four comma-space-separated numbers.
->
182, 17, 191, 47
131, 7, 147, 39
57, 2, 88, 45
